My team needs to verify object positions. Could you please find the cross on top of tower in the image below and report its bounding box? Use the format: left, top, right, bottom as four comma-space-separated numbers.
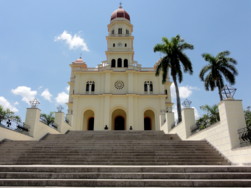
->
119, 2, 122, 8
29, 98, 40, 108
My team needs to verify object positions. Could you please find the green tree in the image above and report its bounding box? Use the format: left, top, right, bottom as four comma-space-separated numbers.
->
0, 105, 21, 126
245, 109, 251, 127
196, 104, 220, 129
40, 112, 55, 126
199, 51, 238, 101
154, 35, 194, 123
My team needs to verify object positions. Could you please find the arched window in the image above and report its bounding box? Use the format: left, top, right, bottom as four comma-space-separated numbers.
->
111, 30, 114, 35
86, 82, 90, 92
91, 82, 95, 92
125, 43, 127, 47
111, 59, 116, 68
126, 29, 129, 35
144, 82, 148, 92
150, 82, 153, 92
86, 81, 95, 93
118, 58, 122, 67
144, 81, 153, 93
124, 59, 128, 67
118, 28, 122, 34
113, 43, 115, 47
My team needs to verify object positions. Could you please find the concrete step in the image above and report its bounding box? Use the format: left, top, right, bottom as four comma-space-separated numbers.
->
1, 172, 251, 179
2, 162, 229, 165
0, 178, 251, 187
1, 166, 251, 173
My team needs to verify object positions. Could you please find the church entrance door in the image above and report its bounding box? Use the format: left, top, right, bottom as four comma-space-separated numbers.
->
144, 110, 155, 130
114, 116, 125, 130
112, 109, 126, 130
88, 117, 94, 130
83, 110, 95, 131
144, 117, 151, 130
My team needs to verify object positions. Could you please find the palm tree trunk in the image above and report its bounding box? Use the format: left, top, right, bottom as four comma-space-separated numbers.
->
218, 86, 223, 101
173, 77, 182, 123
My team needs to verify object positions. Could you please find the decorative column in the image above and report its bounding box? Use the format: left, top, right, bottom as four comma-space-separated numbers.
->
182, 108, 195, 138
24, 99, 41, 138
105, 72, 111, 93
55, 105, 65, 133
104, 95, 111, 130
128, 96, 134, 130
165, 111, 175, 133
219, 99, 246, 149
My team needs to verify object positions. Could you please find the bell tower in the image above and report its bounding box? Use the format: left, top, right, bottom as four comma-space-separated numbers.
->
105, 4, 135, 69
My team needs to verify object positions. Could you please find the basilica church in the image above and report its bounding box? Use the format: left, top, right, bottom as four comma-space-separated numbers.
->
66, 5, 172, 131
0, 6, 250, 185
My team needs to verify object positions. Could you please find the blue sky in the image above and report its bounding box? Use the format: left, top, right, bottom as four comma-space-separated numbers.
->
0, 0, 251, 122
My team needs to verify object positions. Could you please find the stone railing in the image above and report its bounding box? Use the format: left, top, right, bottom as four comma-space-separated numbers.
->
161, 99, 251, 165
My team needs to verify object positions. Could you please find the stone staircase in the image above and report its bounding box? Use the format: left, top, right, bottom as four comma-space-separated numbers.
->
0, 130, 250, 187
0, 166, 251, 187
0, 131, 228, 165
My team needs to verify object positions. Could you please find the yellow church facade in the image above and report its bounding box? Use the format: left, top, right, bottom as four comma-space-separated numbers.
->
66, 5, 172, 131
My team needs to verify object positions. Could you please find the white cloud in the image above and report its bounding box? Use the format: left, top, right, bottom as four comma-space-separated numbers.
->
55, 31, 89, 52
0, 96, 18, 112
192, 107, 200, 120
171, 84, 198, 99
55, 92, 69, 104
66, 86, 70, 92
41, 89, 52, 102
179, 86, 193, 99
11, 86, 37, 104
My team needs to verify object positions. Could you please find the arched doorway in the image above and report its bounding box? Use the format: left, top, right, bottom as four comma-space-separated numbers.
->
112, 109, 126, 130
144, 110, 155, 130
115, 116, 125, 130
144, 117, 151, 130
88, 117, 94, 130
83, 110, 95, 131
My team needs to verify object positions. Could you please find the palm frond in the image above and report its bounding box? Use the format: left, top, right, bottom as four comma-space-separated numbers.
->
221, 67, 236, 84
199, 65, 211, 81
217, 50, 230, 58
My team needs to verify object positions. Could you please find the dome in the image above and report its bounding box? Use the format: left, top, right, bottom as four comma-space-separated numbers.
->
74, 57, 84, 63
73, 57, 87, 68
111, 5, 130, 21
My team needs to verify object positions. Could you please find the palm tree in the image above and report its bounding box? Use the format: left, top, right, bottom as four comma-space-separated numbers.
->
200, 104, 220, 124
0, 105, 21, 125
196, 104, 220, 129
245, 108, 251, 127
154, 35, 194, 123
40, 112, 55, 126
199, 51, 238, 101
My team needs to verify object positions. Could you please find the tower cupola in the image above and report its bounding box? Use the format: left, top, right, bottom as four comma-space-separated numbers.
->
110, 4, 130, 21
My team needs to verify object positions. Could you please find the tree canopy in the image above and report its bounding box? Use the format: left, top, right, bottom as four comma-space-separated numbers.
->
0, 105, 21, 127
40, 112, 55, 126
199, 51, 238, 101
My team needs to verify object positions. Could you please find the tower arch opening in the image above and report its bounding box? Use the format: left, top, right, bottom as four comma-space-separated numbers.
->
118, 58, 122, 67
124, 59, 128, 67
111, 59, 116, 67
